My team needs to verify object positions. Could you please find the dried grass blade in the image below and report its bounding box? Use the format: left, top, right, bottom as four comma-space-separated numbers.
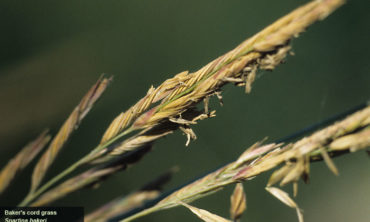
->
265, 187, 297, 208
179, 201, 232, 222
0, 130, 50, 194
30, 76, 111, 193
266, 187, 304, 221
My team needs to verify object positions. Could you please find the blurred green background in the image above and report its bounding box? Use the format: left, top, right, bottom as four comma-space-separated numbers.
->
0, 0, 369, 221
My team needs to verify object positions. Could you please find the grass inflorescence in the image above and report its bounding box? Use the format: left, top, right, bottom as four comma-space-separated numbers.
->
2, 0, 369, 222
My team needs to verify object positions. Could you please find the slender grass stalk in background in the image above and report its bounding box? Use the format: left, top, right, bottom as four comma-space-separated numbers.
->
0, 130, 50, 194
14, 0, 347, 207
29, 76, 111, 194
84, 169, 176, 222
119, 105, 370, 222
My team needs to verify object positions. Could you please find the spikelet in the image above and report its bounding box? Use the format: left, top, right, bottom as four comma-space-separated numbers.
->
265, 187, 304, 222
230, 183, 247, 221
179, 201, 232, 222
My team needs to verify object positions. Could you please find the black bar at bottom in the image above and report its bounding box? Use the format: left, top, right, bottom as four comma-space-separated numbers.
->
0, 207, 83, 222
